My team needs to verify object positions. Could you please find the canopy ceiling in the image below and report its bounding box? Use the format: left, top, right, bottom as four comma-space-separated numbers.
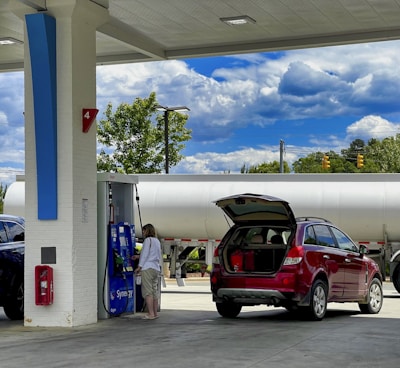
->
1, 0, 400, 71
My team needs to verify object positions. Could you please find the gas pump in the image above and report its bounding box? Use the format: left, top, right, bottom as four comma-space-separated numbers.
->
97, 173, 139, 319
107, 222, 135, 315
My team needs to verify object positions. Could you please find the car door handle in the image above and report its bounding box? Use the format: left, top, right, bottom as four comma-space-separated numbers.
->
323, 255, 330, 259
345, 258, 351, 263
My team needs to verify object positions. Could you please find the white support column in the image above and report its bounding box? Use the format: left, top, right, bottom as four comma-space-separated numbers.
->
13, 0, 108, 327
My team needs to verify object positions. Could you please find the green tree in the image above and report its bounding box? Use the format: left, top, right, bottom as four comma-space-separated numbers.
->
241, 161, 290, 173
341, 139, 365, 160
293, 149, 367, 173
323, 150, 354, 173
249, 134, 400, 174
366, 134, 400, 172
97, 92, 192, 174
0, 183, 7, 214
341, 139, 371, 172
292, 152, 328, 173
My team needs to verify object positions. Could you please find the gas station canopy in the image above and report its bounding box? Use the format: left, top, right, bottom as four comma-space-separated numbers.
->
2, 0, 400, 72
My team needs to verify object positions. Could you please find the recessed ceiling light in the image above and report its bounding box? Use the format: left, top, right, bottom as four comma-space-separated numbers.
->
0, 37, 23, 45
220, 15, 256, 26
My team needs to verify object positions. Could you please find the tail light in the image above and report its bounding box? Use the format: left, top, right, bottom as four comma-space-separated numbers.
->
283, 245, 303, 265
212, 246, 220, 265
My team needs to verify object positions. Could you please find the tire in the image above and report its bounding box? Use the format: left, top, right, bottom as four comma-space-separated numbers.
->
216, 301, 242, 318
0, 252, 24, 320
392, 264, 400, 294
303, 280, 328, 321
359, 278, 383, 314
3, 272, 24, 320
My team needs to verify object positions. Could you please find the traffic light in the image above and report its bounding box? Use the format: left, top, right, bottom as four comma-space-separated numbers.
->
357, 154, 364, 168
322, 155, 330, 169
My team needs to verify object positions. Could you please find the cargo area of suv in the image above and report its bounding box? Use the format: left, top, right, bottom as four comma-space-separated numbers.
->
222, 226, 292, 274
212, 193, 296, 276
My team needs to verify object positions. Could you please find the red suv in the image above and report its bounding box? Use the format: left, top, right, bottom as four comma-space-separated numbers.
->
210, 193, 383, 320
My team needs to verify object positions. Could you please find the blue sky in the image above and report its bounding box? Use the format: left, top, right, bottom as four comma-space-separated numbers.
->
1, 39, 400, 184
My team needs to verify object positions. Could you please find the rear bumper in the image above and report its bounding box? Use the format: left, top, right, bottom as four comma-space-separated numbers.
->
214, 287, 288, 305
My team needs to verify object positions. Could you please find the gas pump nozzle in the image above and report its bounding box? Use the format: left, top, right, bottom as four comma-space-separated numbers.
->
113, 249, 124, 275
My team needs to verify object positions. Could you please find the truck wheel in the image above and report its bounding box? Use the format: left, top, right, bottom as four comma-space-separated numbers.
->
303, 280, 328, 321
3, 272, 24, 320
392, 264, 400, 294
359, 278, 383, 314
216, 301, 242, 318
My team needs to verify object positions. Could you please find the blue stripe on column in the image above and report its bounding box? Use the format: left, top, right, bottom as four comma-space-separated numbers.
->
26, 13, 58, 220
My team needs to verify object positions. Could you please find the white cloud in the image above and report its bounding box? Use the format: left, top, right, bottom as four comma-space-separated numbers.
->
174, 114, 400, 174
0, 167, 24, 185
346, 115, 400, 140
95, 41, 400, 143
3, 41, 400, 184
172, 146, 299, 174
0, 111, 8, 126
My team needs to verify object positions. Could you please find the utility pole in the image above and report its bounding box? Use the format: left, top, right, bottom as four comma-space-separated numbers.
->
279, 140, 284, 173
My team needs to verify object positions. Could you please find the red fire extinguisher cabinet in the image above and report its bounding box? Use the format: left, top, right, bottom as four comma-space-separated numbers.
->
35, 265, 54, 305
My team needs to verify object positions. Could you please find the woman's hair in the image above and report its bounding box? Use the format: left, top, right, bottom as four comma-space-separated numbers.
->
142, 223, 156, 238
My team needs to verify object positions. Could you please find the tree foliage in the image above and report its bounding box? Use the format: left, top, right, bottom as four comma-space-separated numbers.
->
365, 135, 400, 173
97, 92, 192, 174
0, 183, 7, 214
241, 161, 290, 173
243, 135, 400, 174
292, 136, 400, 173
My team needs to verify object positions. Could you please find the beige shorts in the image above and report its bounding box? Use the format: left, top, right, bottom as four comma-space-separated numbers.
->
141, 268, 160, 298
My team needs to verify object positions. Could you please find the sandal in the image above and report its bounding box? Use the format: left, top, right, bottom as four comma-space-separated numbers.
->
142, 315, 156, 320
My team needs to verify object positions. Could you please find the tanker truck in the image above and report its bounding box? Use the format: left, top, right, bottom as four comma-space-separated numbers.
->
4, 173, 400, 291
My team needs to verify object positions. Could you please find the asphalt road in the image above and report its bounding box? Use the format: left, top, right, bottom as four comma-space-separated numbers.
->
0, 279, 399, 368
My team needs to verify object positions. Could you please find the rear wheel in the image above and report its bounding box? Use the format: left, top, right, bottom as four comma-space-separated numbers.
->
302, 280, 328, 321
392, 264, 400, 294
359, 278, 383, 314
216, 301, 242, 318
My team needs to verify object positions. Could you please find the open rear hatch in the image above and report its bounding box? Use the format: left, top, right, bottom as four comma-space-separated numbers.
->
215, 193, 296, 226
214, 193, 297, 274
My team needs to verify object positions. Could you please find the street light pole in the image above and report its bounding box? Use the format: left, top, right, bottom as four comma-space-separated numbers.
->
156, 105, 190, 174
164, 110, 169, 174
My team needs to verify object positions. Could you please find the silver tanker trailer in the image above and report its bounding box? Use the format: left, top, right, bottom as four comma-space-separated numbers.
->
4, 173, 400, 291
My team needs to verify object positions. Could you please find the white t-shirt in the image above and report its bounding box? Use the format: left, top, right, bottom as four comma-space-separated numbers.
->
138, 236, 162, 271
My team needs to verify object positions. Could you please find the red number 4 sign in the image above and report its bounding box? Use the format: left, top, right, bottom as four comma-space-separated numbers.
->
82, 108, 99, 133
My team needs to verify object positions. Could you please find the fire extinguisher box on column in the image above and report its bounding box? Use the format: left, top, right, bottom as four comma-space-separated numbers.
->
35, 265, 54, 305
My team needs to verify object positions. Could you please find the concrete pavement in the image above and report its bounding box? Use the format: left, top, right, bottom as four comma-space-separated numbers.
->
1, 279, 399, 368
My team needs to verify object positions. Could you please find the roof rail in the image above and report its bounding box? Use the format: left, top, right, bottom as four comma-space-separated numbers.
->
295, 216, 332, 223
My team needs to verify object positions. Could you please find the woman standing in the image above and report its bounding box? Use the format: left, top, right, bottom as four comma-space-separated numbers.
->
134, 223, 162, 320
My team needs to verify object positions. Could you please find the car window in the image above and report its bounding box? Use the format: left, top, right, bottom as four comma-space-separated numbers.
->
331, 227, 358, 252
304, 225, 317, 244
231, 227, 291, 246
313, 225, 336, 247
6, 221, 25, 242
245, 228, 263, 243
0, 222, 8, 243
266, 229, 291, 244
267, 230, 280, 244
282, 230, 291, 243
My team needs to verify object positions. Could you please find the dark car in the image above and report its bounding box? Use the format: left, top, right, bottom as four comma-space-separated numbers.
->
0, 214, 25, 320
210, 193, 383, 320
